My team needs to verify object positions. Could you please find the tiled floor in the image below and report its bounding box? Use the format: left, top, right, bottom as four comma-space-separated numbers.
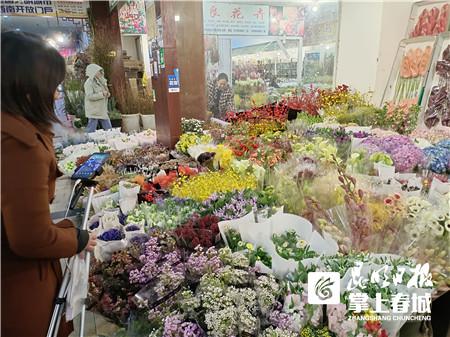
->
69, 311, 119, 337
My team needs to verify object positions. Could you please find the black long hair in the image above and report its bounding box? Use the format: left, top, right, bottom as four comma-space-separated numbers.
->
1, 31, 66, 127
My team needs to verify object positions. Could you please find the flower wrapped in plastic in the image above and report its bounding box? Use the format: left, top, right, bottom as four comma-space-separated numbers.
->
94, 227, 127, 262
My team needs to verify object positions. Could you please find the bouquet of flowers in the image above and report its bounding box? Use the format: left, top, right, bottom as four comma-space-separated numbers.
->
176, 132, 213, 154
171, 169, 257, 201
174, 214, 220, 250
181, 118, 204, 135
140, 198, 200, 229
361, 135, 424, 172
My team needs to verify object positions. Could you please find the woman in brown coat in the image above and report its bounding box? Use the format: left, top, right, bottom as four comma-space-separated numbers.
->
1, 32, 96, 337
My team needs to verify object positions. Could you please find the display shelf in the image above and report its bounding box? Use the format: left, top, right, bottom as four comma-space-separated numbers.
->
382, 35, 437, 106
420, 32, 450, 127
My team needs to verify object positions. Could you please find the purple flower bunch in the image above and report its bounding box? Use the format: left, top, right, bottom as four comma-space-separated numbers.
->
98, 228, 124, 241
163, 315, 205, 337
214, 192, 257, 220
187, 246, 223, 277
202, 190, 257, 221
352, 130, 370, 139
361, 135, 424, 172
268, 306, 295, 330
129, 237, 162, 284
333, 127, 352, 144
89, 221, 100, 230
125, 224, 141, 232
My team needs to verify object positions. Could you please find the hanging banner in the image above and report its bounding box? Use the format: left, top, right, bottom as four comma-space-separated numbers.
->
55, 1, 87, 18
269, 6, 305, 37
203, 2, 269, 36
0, 0, 87, 18
119, 0, 147, 35
1, 0, 56, 16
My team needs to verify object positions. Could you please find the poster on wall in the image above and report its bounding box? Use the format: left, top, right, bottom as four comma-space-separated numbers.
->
406, 1, 450, 38
383, 36, 437, 106
119, 0, 147, 35
55, 1, 87, 18
421, 32, 450, 128
269, 6, 305, 36
203, 2, 269, 36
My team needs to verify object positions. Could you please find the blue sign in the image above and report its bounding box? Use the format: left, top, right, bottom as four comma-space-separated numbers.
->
168, 73, 180, 93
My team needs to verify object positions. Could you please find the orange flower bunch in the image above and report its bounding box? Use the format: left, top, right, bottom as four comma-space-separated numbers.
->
400, 46, 433, 79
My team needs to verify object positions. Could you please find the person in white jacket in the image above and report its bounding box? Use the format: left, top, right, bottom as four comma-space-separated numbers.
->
84, 63, 112, 132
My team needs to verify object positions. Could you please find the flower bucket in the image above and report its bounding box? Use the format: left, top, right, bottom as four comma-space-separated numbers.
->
121, 114, 140, 133
140, 114, 156, 130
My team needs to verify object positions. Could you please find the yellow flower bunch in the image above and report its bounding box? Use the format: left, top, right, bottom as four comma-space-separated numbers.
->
206, 144, 234, 169
171, 169, 257, 201
248, 120, 283, 137
368, 201, 390, 232
321, 86, 371, 117
175, 132, 212, 154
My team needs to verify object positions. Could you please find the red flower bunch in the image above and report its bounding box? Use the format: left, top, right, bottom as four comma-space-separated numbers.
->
174, 214, 220, 250
153, 171, 177, 189
364, 320, 382, 333
140, 181, 156, 202
178, 165, 197, 177
287, 86, 322, 116
363, 320, 388, 337
225, 135, 259, 158
226, 102, 288, 124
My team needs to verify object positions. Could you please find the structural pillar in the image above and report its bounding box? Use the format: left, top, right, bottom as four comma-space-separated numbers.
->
152, 1, 206, 148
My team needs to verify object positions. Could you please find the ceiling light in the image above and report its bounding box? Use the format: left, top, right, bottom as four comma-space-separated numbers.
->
312, 6, 318, 12
174, 15, 180, 22
47, 39, 57, 48
56, 35, 64, 43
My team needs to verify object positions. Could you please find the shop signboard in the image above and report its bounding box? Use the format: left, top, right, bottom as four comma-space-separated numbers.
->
1, 0, 56, 16
0, 0, 87, 18
119, 0, 147, 35
269, 6, 305, 37
203, 2, 269, 36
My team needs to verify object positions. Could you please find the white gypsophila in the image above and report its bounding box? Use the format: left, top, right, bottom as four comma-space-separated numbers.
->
205, 307, 238, 337
236, 308, 258, 335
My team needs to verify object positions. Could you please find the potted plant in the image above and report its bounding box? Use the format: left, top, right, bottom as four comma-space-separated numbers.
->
63, 75, 87, 128
138, 95, 155, 130
119, 90, 141, 133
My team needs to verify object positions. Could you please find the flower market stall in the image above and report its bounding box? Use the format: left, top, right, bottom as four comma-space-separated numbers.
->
56, 85, 450, 337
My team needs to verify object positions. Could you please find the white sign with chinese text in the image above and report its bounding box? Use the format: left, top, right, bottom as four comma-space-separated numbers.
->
203, 2, 269, 36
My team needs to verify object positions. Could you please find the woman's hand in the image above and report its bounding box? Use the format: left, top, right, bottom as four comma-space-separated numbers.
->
85, 233, 97, 252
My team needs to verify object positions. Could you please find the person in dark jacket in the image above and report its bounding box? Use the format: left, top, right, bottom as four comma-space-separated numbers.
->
1, 31, 96, 337
207, 72, 235, 120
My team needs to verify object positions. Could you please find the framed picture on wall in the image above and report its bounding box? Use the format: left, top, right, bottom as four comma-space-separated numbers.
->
382, 36, 437, 106
406, 1, 450, 38
420, 32, 450, 128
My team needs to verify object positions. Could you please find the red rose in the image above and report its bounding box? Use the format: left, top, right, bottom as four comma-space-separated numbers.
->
191, 237, 200, 248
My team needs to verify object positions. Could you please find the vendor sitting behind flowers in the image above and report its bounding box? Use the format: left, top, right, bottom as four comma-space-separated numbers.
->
207, 73, 235, 120
84, 63, 112, 132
